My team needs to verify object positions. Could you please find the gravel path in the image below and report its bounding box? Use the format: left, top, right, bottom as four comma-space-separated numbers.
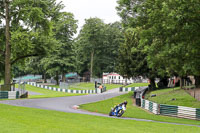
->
0, 88, 199, 128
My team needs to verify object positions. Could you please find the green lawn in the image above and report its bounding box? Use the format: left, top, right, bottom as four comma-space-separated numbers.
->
0, 104, 199, 133
104, 84, 122, 90
0, 80, 3, 85
48, 83, 122, 90
48, 83, 95, 90
25, 85, 82, 98
146, 87, 200, 108
80, 92, 200, 125
125, 83, 149, 87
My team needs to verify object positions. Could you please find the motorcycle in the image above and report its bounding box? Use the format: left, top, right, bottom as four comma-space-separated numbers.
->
109, 104, 126, 117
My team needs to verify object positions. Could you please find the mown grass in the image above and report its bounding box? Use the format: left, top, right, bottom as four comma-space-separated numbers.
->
104, 84, 122, 90
125, 83, 149, 87
48, 83, 95, 90
80, 93, 200, 125
0, 103, 199, 133
146, 87, 200, 108
48, 83, 122, 90
25, 85, 82, 98
0, 80, 3, 85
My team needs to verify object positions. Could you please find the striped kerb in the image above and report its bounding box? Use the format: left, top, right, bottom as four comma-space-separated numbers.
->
125, 88, 128, 91
131, 87, 135, 91
196, 109, 200, 120
160, 104, 178, 116
76, 90, 79, 93
0, 91, 8, 99
71, 90, 73, 93
149, 101, 153, 112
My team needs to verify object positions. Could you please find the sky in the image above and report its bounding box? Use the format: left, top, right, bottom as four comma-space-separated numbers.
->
57, 0, 121, 34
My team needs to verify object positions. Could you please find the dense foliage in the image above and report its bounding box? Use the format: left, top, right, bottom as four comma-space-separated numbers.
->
117, 0, 200, 88
75, 18, 123, 78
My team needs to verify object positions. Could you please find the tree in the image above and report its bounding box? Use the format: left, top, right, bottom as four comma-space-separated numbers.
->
40, 12, 78, 85
75, 18, 123, 78
77, 18, 105, 78
117, 0, 200, 88
0, 0, 64, 86
118, 28, 157, 88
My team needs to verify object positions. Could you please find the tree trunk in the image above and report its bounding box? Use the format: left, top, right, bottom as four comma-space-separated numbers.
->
194, 76, 200, 88
4, 0, 11, 87
90, 50, 94, 81
43, 73, 47, 83
62, 72, 66, 82
55, 71, 59, 85
149, 78, 156, 90
180, 77, 184, 89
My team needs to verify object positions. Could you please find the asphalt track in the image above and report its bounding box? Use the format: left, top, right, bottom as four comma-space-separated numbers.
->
0, 88, 200, 128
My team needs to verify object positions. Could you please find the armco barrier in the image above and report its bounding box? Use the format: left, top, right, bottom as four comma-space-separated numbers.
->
27, 82, 102, 94
119, 87, 139, 92
140, 98, 200, 120
160, 104, 178, 117
141, 99, 159, 114
0, 91, 19, 99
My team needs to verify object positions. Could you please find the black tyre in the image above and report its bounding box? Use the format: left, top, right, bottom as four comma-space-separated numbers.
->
117, 109, 124, 117
109, 110, 113, 116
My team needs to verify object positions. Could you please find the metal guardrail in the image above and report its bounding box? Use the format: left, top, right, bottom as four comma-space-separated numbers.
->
141, 99, 200, 121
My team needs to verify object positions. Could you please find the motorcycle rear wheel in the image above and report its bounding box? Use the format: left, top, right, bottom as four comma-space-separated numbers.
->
117, 109, 124, 117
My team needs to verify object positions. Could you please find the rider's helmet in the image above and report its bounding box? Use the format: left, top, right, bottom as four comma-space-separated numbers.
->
124, 100, 128, 106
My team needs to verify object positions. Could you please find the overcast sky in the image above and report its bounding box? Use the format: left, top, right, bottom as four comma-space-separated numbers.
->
57, 0, 121, 34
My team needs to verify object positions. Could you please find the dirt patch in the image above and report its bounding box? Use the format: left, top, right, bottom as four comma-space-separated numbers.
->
185, 88, 200, 101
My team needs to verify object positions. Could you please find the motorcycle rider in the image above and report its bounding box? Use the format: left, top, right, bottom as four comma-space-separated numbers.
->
113, 100, 128, 112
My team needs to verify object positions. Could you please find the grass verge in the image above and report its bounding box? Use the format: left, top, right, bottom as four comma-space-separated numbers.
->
0, 103, 199, 133
125, 83, 149, 87
104, 84, 122, 90
25, 85, 82, 98
146, 87, 200, 108
0, 80, 4, 85
48, 83, 122, 90
80, 93, 200, 125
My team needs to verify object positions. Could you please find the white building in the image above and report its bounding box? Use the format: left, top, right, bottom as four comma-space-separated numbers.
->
102, 72, 148, 84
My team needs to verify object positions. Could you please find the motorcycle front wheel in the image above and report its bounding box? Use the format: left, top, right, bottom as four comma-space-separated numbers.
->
109, 110, 113, 116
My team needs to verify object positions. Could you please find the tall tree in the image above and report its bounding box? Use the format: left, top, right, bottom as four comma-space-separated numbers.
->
0, 0, 64, 86
117, 0, 200, 88
76, 18, 105, 78
40, 12, 78, 84
75, 19, 123, 78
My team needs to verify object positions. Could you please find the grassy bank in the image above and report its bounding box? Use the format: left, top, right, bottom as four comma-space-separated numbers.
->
0, 103, 199, 133
146, 87, 200, 108
80, 93, 200, 125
